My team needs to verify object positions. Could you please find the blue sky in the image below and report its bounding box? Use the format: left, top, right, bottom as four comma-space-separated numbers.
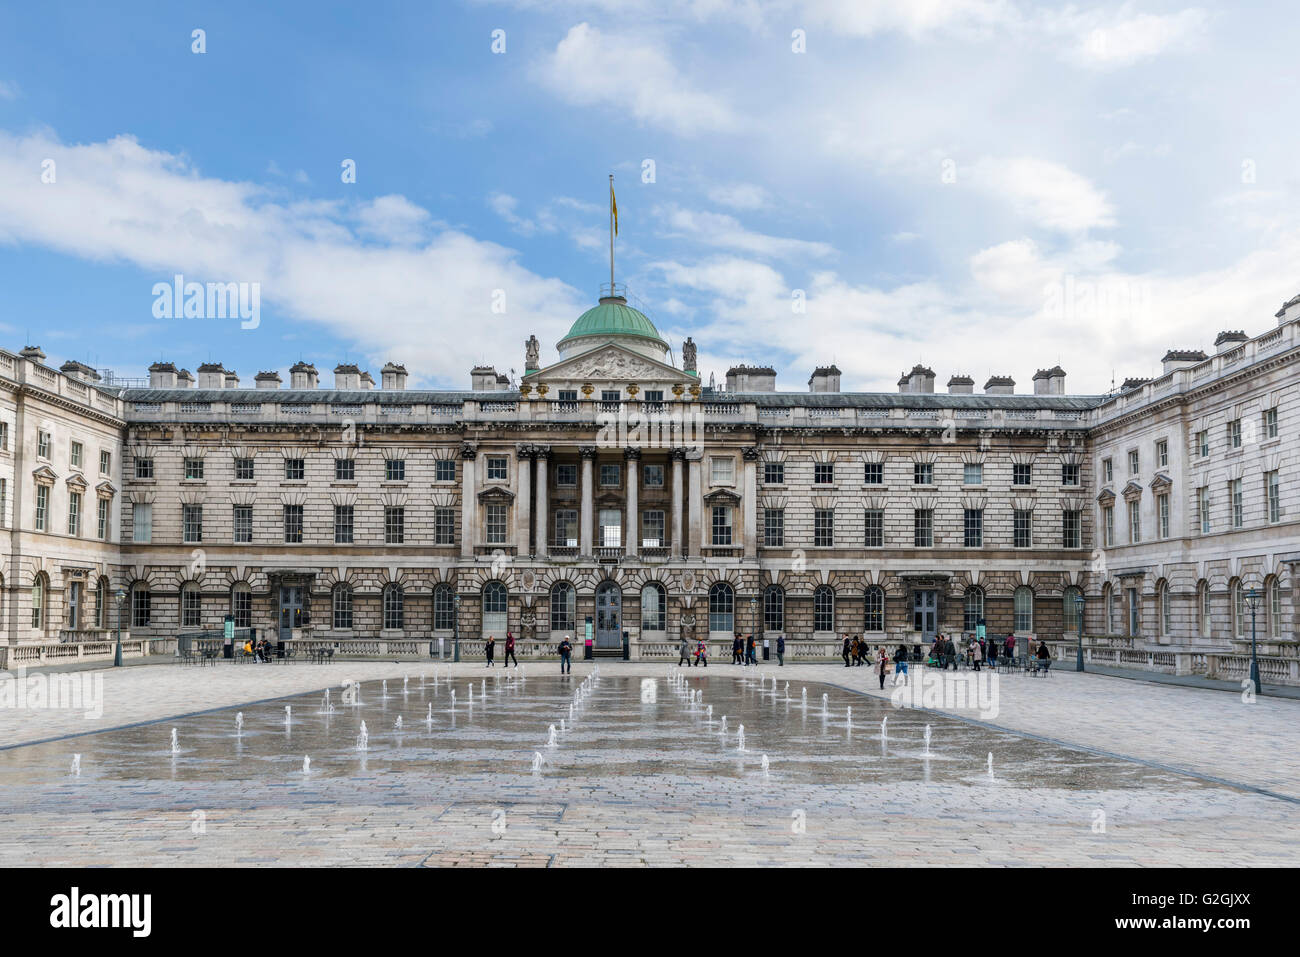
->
1, 0, 1298, 392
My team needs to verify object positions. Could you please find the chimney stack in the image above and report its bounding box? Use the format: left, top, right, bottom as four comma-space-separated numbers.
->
983, 375, 1015, 395
289, 361, 319, 389
1161, 349, 1208, 374
1032, 366, 1066, 395
906, 364, 936, 393
808, 365, 841, 393
196, 362, 226, 389
725, 365, 776, 392
1214, 330, 1248, 354
255, 371, 282, 390
334, 363, 361, 390
381, 362, 408, 390
148, 361, 178, 389
947, 374, 974, 394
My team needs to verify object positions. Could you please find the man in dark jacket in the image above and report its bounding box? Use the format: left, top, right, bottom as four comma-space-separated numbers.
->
745, 633, 756, 666
776, 634, 785, 666
557, 635, 572, 674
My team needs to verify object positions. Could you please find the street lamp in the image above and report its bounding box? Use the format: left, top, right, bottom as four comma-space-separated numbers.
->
1073, 592, 1086, 673
1245, 587, 1261, 695
453, 593, 461, 663
113, 587, 127, 667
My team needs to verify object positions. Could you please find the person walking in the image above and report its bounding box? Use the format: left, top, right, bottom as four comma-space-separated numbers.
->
969, 635, 981, 672
894, 643, 910, 686
678, 635, 692, 667
842, 634, 852, 668
776, 634, 785, 666
484, 635, 496, 667
1004, 633, 1016, 665
733, 634, 743, 665
1037, 638, 1052, 673
694, 638, 708, 667
874, 646, 890, 690
558, 634, 572, 674
504, 631, 519, 668
745, 633, 757, 666
987, 636, 998, 670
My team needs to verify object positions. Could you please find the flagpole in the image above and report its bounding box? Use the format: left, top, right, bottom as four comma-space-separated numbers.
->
608, 173, 615, 294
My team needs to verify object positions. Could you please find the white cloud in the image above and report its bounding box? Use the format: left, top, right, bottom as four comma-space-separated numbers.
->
707, 182, 769, 210
0, 130, 585, 385
972, 156, 1116, 233
655, 204, 834, 259
538, 22, 739, 136
1051, 6, 1208, 68
801, 0, 1020, 38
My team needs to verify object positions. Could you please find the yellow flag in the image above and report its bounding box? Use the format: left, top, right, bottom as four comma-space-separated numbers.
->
610, 183, 618, 236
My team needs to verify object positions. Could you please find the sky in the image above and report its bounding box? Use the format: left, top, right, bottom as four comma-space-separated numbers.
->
0, 0, 1298, 393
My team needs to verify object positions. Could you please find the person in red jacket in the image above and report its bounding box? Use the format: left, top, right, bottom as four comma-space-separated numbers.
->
504, 631, 518, 668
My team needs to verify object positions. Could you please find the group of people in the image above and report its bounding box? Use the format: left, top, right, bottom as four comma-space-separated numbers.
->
482, 633, 521, 668
923, 632, 1051, 671
241, 636, 275, 662
837, 636, 911, 689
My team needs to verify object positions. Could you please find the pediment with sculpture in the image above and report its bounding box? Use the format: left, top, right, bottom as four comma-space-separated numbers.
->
524, 343, 694, 386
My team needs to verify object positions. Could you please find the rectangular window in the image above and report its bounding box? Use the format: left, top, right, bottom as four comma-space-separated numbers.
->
334, 505, 353, 544
814, 462, 834, 484
600, 510, 622, 549
963, 508, 983, 547
1102, 458, 1113, 484
486, 457, 508, 481
184, 458, 204, 480
385, 506, 405, 544
601, 390, 620, 403
710, 457, 734, 484
1157, 494, 1169, 539
333, 588, 353, 630
913, 462, 933, 485
70, 441, 83, 468
1128, 450, 1140, 475
385, 459, 407, 482
711, 506, 733, 546
643, 464, 664, 487
38, 431, 50, 458
643, 389, 663, 404
100, 450, 111, 475
763, 461, 785, 484
135, 457, 154, 480
0, 421, 8, 451
641, 509, 665, 546
1198, 487, 1211, 534
1266, 470, 1281, 524
35, 485, 48, 531
764, 507, 784, 547
1156, 439, 1168, 468
182, 588, 202, 628
435, 507, 456, 545
284, 458, 305, 481
335, 458, 355, 481
1061, 463, 1080, 486
233, 505, 253, 543
283, 504, 304, 543
182, 504, 203, 543
963, 463, 983, 485
556, 464, 577, 487
96, 497, 109, 539
1228, 419, 1242, 449
1014, 509, 1033, 548
131, 589, 151, 629
863, 462, 883, 485
1197, 430, 1209, 458
864, 509, 883, 547
0, 479, 6, 528
558, 389, 578, 402
234, 457, 254, 481
1103, 506, 1114, 547
554, 509, 578, 545
814, 508, 834, 547
599, 463, 621, 487
913, 509, 933, 547
1013, 463, 1032, 485
68, 492, 82, 536
1230, 478, 1243, 528
485, 504, 507, 544
132, 503, 152, 543
1264, 407, 1278, 439
1128, 500, 1141, 543
434, 459, 456, 482
1063, 509, 1081, 549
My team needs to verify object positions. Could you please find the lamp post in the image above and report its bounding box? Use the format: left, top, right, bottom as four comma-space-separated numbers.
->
453, 593, 461, 663
1245, 587, 1261, 695
113, 587, 126, 667
1073, 593, 1086, 673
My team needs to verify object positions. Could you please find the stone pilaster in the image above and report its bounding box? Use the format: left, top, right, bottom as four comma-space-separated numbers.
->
579, 446, 596, 558
671, 448, 685, 560
459, 443, 477, 559
687, 450, 702, 557
534, 446, 549, 559
742, 446, 759, 558
515, 445, 533, 556
624, 447, 640, 558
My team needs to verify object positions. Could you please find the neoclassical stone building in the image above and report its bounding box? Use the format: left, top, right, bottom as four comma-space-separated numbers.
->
2, 288, 1297, 663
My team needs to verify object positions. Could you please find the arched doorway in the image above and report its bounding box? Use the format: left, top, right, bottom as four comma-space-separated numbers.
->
595, 580, 622, 649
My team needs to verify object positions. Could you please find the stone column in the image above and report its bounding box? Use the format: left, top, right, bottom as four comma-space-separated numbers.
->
515, 445, 533, 556
687, 451, 703, 557
671, 449, 685, 560
534, 447, 549, 559
579, 446, 596, 558
742, 446, 759, 559
459, 443, 477, 559
624, 448, 640, 558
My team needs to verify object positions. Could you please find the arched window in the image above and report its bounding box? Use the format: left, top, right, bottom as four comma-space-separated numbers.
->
708, 582, 734, 634
231, 582, 252, 630
1265, 576, 1280, 637
1198, 580, 1212, 638
813, 585, 835, 632
1232, 579, 1245, 637
130, 581, 152, 629
550, 582, 576, 633
964, 586, 985, 632
433, 584, 455, 631
1013, 586, 1033, 633
96, 577, 107, 629
333, 583, 353, 630
864, 586, 885, 632
482, 580, 508, 635
31, 574, 47, 631
181, 582, 203, 629
1062, 586, 1082, 634
763, 585, 784, 633
1156, 580, 1171, 636
1103, 583, 1114, 633
383, 583, 404, 630
640, 582, 666, 632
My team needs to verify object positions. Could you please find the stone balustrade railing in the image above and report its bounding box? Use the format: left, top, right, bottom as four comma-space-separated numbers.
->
0, 637, 164, 670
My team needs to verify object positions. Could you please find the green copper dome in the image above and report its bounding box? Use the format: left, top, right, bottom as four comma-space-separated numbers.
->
558, 297, 665, 347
